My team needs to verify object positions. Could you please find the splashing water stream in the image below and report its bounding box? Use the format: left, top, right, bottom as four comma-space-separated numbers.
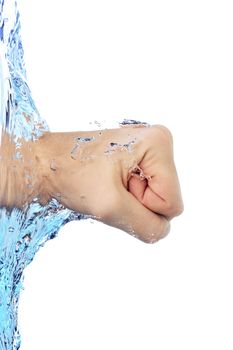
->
0, 2, 148, 349
0, 1, 88, 349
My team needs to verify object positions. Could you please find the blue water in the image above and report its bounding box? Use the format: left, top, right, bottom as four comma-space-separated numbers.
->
0, 2, 149, 348
0, 1, 87, 349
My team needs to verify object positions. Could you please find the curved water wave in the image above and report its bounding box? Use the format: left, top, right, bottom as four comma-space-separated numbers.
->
0, 1, 86, 348
0, 0, 49, 142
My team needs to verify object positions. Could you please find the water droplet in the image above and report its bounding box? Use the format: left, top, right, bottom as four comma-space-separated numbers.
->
110, 142, 118, 147
93, 120, 102, 127
89, 120, 105, 128
71, 136, 95, 159
75, 136, 95, 143
8, 226, 15, 233
14, 151, 23, 160
104, 142, 119, 155
119, 119, 149, 126
105, 139, 136, 155
50, 159, 57, 171
71, 145, 80, 160
131, 165, 150, 180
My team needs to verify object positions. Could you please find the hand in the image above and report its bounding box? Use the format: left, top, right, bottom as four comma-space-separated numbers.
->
35, 124, 184, 243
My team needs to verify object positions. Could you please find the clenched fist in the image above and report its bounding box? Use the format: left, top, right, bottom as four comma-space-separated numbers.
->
34, 124, 183, 243
0, 124, 183, 243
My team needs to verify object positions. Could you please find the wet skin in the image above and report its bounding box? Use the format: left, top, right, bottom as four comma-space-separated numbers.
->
0, 124, 183, 243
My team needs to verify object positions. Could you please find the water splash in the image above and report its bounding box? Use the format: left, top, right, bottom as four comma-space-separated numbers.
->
0, 1, 88, 349
119, 119, 149, 126
104, 139, 136, 155
70, 136, 95, 160
0, 0, 49, 144
0, 2, 152, 348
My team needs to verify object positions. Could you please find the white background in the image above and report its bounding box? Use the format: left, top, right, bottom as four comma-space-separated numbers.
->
17, 0, 233, 349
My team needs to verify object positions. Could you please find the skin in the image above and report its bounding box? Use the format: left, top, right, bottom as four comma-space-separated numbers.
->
0, 124, 183, 243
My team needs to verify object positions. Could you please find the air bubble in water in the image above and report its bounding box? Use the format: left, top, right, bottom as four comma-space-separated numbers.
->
15, 241, 22, 253
23, 234, 31, 244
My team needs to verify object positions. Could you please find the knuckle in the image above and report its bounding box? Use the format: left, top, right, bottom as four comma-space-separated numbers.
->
166, 200, 184, 218
151, 124, 173, 143
176, 202, 184, 216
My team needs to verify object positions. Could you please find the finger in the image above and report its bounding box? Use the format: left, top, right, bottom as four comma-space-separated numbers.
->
144, 167, 184, 219
102, 188, 170, 244
134, 124, 184, 219
136, 160, 184, 219
128, 175, 148, 201
128, 175, 170, 217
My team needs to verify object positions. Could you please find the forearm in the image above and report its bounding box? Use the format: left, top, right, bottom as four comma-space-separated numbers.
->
0, 132, 43, 209
0, 125, 183, 243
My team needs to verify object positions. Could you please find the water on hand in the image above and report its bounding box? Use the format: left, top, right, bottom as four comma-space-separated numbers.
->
0, 1, 87, 349
0, 2, 148, 349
